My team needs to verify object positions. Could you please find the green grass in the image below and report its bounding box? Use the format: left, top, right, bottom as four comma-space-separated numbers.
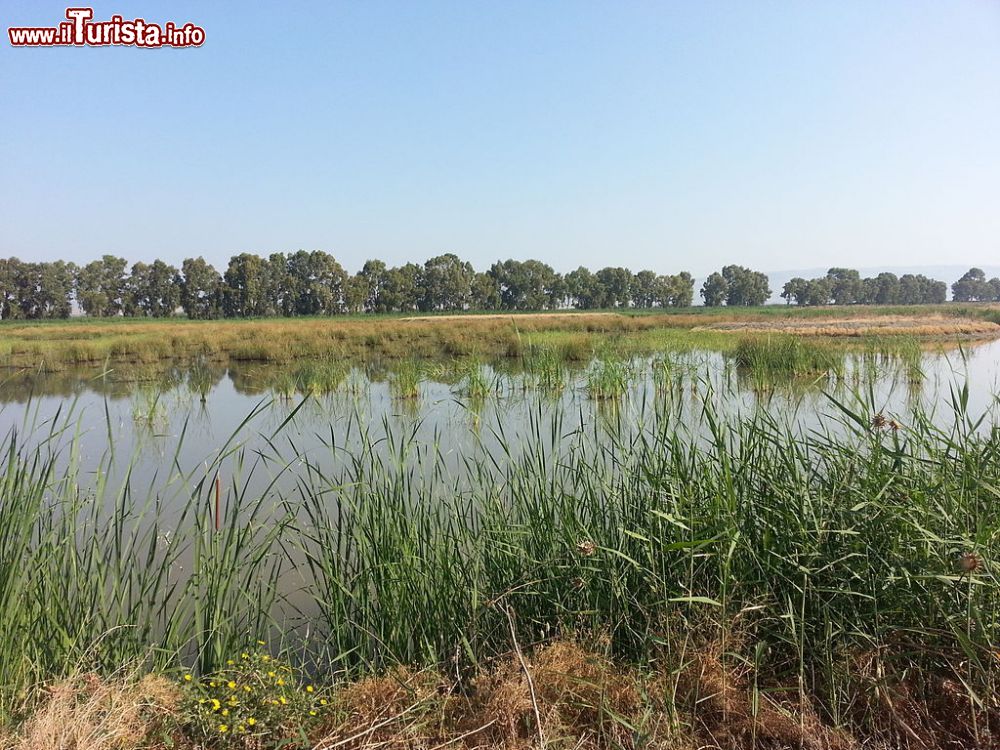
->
388, 359, 424, 399
1, 380, 1000, 741
731, 335, 846, 378
2, 304, 996, 372
586, 355, 633, 400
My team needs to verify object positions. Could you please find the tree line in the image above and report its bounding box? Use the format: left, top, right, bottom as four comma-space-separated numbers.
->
1, 253, 994, 320
0, 253, 695, 319
779, 268, 948, 306
779, 267, 1000, 306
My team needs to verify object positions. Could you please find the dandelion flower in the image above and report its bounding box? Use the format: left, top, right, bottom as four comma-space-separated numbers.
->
218, 724, 228, 733
221, 708, 229, 717
227, 681, 236, 689
306, 685, 314, 693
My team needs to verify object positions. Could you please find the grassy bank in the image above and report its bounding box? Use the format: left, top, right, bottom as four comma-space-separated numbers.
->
1, 305, 998, 371
1, 384, 999, 747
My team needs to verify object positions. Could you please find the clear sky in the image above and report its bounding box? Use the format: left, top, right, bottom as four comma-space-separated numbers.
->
1, 1, 998, 276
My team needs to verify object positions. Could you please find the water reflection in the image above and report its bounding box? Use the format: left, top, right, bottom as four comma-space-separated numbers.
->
1, 341, 999, 498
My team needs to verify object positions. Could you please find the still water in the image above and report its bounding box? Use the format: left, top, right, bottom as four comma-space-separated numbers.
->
2, 341, 999, 498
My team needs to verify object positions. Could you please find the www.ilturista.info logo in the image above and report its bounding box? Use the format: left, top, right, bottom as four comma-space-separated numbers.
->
8, 7, 205, 48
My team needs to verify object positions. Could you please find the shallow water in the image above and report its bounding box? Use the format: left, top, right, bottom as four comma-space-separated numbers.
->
1, 341, 998, 497
2, 340, 999, 651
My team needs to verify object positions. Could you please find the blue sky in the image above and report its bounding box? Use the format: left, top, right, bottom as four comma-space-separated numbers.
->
1, 1, 998, 276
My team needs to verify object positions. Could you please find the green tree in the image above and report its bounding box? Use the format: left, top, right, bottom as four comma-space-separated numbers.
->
284, 250, 349, 315
488, 259, 561, 310
0, 258, 23, 319
803, 278, 832, 306
419, 253, 474, 311
721, 265, 771, 306
781, 278, 807, 305
653, 272, 693, 307
470, 272, 501, 310
382, 263, 422, 312
565, 267, 601, 309
343, 273, 366, 314
869, 272, 900, 305
179, 257, 222, 319
631, 270, 658, 308
952, 268, 992, 302
595, 267, 632, 308
356, 260, 389, 313
700, 272, 728, 307
76, 255, 128, 316
826, 268, 862, 305
990, 278, 1000, 302
11, 261, 76, 318
223, 253, 271, 317
126, 260, 179, 317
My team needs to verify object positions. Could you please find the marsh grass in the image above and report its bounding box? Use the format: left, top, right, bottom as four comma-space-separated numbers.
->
586, 356, 633, 400
732, 336, 845, 380
1, 378, 1000, 745
388, 360, 424, 400
522, 346, 567, 393
4, 305, 994, 372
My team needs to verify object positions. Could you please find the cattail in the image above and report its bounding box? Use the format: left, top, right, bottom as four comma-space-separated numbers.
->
576, 540, 597, 557
957, 551, 981, 574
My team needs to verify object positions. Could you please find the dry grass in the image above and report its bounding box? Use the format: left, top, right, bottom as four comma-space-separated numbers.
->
701, 313, 1000, 338
1, 673, 180, 750
4, 639, 999, 750
2, 307, 998, 370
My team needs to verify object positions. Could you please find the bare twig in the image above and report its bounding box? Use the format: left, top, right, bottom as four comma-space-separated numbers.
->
427, 718, 498, 750
503, 603, 545, 748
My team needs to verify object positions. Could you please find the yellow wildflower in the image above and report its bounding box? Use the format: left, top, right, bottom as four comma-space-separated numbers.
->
248, 717, 257, 726
183, 674, 192, 682
306, 685, 314, 693
227, 681, 236, 689
218, 724, 228, 733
